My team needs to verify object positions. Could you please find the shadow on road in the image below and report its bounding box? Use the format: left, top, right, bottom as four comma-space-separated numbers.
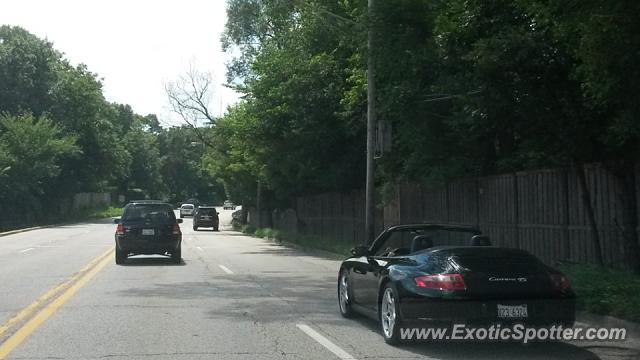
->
114, 266, 640, 359
120, 256, 186, 266
239, 242, 344, 260
343, 316, 602, 360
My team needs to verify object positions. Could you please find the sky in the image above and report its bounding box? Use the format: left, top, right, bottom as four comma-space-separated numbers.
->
0, 0, 240, 126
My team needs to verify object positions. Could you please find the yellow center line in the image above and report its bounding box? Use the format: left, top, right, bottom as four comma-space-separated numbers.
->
0, 247, 112, 337
0, 247, 114, 359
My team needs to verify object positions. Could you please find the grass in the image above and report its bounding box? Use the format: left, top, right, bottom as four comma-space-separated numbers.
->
249, 227, 352, 257
559, 263, 640, 323
85, 206, 123, 219
64, 205, 123, 223
0, 205, 124, 233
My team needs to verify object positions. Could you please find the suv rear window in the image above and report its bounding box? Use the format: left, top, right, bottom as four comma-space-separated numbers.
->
181, 205, 194, 209
123, 204, 176, 223
198, 208, 216, 215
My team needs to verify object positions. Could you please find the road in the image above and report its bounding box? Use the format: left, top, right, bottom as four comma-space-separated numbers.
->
0, 208, 637, 360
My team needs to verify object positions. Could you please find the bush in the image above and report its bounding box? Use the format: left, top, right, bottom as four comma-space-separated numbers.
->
254, 228, 268, 238
560, 263, 640, 322
87, 206, 123, 218
66, 205, 123, 222
241, 224, 256, 234
246, 227, 351, 256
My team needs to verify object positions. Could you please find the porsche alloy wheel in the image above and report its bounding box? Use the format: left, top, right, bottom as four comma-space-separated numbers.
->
380, 284, 403, 345
338, 270, 355, 318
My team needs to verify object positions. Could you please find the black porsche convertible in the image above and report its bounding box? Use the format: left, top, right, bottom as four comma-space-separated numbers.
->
337, 224, 576, 344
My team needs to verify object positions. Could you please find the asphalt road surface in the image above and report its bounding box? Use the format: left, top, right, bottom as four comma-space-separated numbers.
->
0, 208, 638, 360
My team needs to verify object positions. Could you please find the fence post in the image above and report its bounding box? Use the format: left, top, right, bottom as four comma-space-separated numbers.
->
563, 168, 571, 260
513, 173, 520, 249
475, 178, 480, 228
446, 182, 451, 224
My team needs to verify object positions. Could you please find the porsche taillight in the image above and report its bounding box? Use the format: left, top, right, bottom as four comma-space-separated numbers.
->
550, 273, 571, 291
116, 223, 125, 235
172, 223, 181, 235
415, 274, 467, 290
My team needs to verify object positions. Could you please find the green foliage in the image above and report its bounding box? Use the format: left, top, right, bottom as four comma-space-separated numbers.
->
158, 126, 225, 204
217, 0, 365, 207
249, 227, 351, 257
254, 227, 280, 239
0, 113, 79, 207
560, 263, 640, 322
218, 0, 640, 202
87, 206, 123, 219
0, 26, 223, 229
241, 224, 257, 234
0, 26, 60, 115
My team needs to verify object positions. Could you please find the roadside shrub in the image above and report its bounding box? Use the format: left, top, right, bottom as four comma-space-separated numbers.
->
254, 228, 268, 238
560, 263, 640, 322
241, 224, 256, 234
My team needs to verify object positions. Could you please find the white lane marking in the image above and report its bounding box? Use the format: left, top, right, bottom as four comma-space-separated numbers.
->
19, 248, 35, 253
196, 246, 203, 252
218, 264, 234, 274
296, 324, 357, 360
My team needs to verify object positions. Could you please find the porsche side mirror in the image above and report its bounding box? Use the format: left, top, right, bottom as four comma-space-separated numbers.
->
113, 217, 121, 224
351, 245, 369, 257
177, 219, 183, 224
471, 235, 491, 246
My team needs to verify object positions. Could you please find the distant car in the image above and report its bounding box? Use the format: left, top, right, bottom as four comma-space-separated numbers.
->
114, 201, 183, 264
223, 200, 236, 210
193, 206, 219, 231
337, 224, 576, 345
179, 203, 195, 218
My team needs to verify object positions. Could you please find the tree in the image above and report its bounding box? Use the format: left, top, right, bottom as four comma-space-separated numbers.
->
0, 113, 79, 221
157, 126, 225, 204
165, 66, 218, 145
0, 26, 60, 115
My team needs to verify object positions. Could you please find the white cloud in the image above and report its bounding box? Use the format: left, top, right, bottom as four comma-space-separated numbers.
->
0, 0, 240, 125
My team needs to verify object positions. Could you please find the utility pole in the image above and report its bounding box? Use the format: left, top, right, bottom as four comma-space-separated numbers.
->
365, 0, 376, 245
256, 180, 261, 228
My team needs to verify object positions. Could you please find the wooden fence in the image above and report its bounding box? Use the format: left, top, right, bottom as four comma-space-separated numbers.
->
0, 192, 116, 232
272, 164, 638, 267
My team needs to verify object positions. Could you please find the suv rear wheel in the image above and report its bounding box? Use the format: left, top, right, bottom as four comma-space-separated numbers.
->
115, 248, 127, 265
171, 246, 181, 264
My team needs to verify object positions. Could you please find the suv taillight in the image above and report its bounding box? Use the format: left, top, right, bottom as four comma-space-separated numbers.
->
415, 274, 467, 290
116, 223, 125, 235
172, 223, 181, 235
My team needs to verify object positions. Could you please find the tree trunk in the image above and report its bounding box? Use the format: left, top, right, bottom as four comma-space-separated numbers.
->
575, 163, 604, 266
607, 161, 640, 274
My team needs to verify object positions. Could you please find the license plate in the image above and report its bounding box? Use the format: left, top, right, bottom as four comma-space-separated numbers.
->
142, 229, 155, 236
497, 304, 528, 318
202, 216, 211, 220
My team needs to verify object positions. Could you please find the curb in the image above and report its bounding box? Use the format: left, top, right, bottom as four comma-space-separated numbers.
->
0, 225, 48, 237
275, 239, 346, 261
0, 217, 117, 238
247, 233, 346, 260
576, 311, 640, 339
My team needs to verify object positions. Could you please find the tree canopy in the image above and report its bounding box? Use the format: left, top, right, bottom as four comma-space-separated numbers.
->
0, 25, 224, 228
210, 0, 640, 202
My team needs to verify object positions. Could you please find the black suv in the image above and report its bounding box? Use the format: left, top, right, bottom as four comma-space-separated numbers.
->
193, 206, 219, 231
114, 201, 183, 264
